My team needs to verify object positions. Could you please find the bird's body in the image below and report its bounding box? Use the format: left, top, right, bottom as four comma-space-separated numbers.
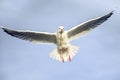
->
53, 27, 79, 62
1, 11, 113, 62
56, 30, 70, 62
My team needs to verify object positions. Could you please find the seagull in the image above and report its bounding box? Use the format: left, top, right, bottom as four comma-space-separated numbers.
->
2, 11, 113, 62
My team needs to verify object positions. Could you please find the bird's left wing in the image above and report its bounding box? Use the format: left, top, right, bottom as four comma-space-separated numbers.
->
2, 27, 57, 44
67, 11, 113, 41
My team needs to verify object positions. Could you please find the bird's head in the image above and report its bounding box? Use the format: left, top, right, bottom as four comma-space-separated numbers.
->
58, 26, 64, 34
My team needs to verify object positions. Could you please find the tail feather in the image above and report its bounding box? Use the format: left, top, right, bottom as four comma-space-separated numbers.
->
50, 45, 79, 62
50, 49, 61, 61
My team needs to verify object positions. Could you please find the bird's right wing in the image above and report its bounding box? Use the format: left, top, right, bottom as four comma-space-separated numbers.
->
67, 11, 113, 41
2, 27, 57, 44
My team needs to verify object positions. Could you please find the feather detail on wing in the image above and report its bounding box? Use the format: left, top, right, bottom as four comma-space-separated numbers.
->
67, 11, 114, 41
2, 27, 57, 44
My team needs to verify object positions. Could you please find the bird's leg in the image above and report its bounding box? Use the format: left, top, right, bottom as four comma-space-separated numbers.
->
61, 55, 64, 63
68, 55, 71, 61
66, 48, 71, 61
60, 49, 64, 62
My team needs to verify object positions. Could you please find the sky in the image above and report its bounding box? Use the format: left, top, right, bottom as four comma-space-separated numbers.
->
0, 0, 120, 80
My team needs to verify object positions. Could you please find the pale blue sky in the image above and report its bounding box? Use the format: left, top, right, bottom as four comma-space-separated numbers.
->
0, 0, 120, 80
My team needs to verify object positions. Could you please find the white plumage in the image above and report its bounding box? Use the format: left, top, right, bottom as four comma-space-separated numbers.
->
1, 11, 113, 62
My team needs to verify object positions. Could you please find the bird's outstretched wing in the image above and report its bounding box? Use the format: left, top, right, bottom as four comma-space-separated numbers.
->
2, 27, 57, 44
67, 11, 113, 41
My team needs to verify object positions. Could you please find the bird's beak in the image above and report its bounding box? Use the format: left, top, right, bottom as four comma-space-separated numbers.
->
60, 29, 64, 34
58, 26, 64, 34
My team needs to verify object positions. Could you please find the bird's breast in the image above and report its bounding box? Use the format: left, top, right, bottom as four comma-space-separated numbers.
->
56, 32, 69, 49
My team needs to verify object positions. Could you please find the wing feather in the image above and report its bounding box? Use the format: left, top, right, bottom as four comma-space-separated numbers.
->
2, 28, 57, 44
67, 11, 113, 41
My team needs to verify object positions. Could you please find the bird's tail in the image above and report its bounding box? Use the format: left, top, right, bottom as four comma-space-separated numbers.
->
50, 45, 79, 62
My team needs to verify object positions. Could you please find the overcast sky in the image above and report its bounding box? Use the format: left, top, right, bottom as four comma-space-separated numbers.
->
0, 0, 120, 80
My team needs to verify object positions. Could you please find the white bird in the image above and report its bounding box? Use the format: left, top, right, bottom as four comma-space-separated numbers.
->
2, 11, 113, 62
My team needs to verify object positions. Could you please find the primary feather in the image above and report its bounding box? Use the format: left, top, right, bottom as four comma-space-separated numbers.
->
2, 28, 57, 44
67, 11, 113, 41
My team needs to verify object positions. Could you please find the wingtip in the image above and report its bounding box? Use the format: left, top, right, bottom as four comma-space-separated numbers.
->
104, 10, 114, 19
1, 26, 5, 31
1, 26, 10, 34
110, 10, 114, 15
1, 26, 7, 32
1, 26, 6, 29
111, 10, 114, 13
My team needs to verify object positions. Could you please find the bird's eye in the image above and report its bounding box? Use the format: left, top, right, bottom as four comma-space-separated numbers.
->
58, 26, 64, 30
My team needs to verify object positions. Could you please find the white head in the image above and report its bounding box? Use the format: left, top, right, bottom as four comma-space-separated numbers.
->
58, 26, 64, 34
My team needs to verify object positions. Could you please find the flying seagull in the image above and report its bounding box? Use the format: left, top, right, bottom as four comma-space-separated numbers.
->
2, 11, 113, 62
